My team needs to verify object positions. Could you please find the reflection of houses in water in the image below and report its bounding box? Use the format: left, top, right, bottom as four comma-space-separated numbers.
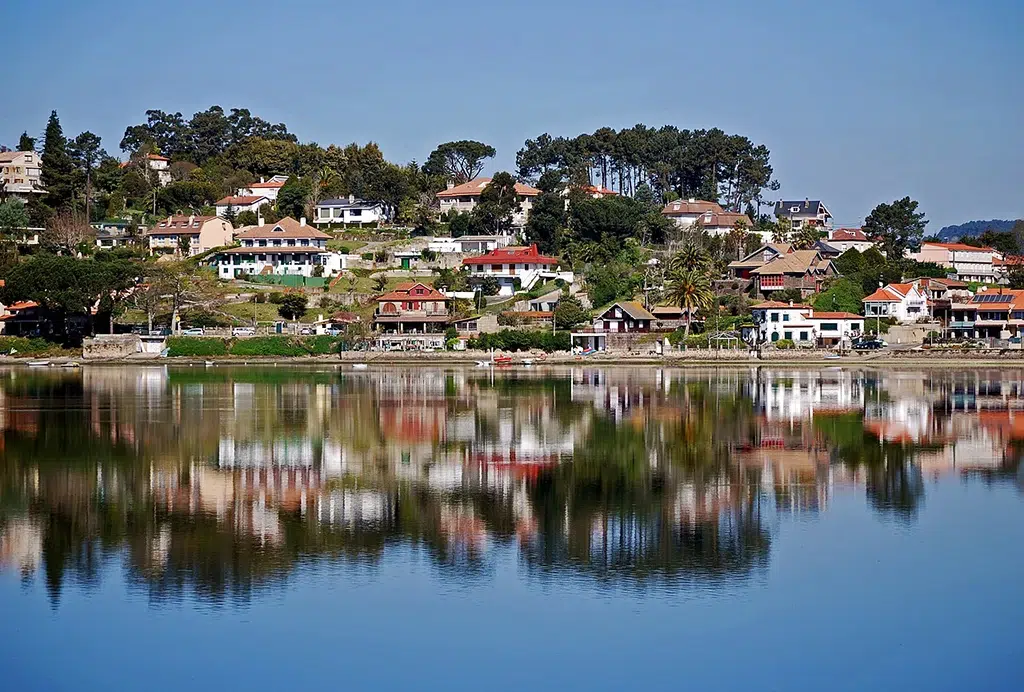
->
864, 397, 937, 444
0, 517, 42, 575
570, 368, 660, 419
750, 369, 864, 421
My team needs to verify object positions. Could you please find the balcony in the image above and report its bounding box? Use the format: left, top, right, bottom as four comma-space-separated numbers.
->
948, 321, 976, 329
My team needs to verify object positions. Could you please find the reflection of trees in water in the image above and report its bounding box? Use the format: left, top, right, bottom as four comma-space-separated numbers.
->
4, 367, 1022, 604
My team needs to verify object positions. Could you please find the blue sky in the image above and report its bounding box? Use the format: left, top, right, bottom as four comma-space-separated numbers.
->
1, 0, 1020, 228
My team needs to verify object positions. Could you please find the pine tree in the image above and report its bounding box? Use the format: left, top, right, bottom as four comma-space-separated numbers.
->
18, 131, 35, 152
41, 111, 77, 210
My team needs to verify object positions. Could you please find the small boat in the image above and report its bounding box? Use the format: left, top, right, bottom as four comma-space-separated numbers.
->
204, 360, 214, 367
352, 363, 368, 370
61, 362, 81, 368
475, 360, 492, 367
823, 354, 842, 360
27, 360, 50, 367
522, 358, 534, 366
493, 355, 513, 365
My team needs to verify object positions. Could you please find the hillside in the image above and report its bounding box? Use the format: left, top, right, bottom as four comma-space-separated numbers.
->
937, 219, 1017, 240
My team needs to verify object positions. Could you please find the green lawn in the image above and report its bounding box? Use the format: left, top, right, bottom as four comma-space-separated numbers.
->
327, 239, 367, 253
219, 301, 283, 324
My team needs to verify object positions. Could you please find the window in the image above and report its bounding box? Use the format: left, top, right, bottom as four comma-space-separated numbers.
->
800, 331, 809, 341
301, 239, 309, 246
782, 313, 789, 322
770, 313, 779, 322
820, 322, 838, 331
350, 209, 361, 217
784, 331, 792, 340
319, 208, 331, 219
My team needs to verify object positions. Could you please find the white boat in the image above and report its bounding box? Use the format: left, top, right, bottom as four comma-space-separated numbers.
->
61, 362, 81, 368
476, 360, 492, 367
204, 360, 214, 367
823, 354, 842, 360
522, 359, 534, 366
27, 360, 50, 367
352, 363, 368, 370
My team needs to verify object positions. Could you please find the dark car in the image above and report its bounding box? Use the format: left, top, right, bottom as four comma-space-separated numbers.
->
853, 339, 886, 350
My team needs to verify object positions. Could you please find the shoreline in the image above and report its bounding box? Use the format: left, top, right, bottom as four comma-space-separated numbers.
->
8, 350, 1024, 368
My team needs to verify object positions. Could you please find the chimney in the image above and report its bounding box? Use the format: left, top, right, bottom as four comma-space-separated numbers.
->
789, 300, 794, 307
447, 180, 455, 190
348, 194, 355, 204
258, 217, 265, 227
188, 214, 195, 224
688, 198, 695, 203
260, 177, 265, 183
804, 198, 809, 208
300, 217, 306, 226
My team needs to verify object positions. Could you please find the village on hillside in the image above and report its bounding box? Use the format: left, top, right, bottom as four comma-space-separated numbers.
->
1, 109, 1023, 358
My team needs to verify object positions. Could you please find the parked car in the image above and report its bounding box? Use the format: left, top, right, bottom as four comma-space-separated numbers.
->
853, 338, 886, 350
232, 327, 256, 337
180, 327, 205, 336
299, 327, 314, 335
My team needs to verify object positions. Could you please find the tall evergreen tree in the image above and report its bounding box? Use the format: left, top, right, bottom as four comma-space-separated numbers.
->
41, 111, 77, 210
18, 131, 36, 152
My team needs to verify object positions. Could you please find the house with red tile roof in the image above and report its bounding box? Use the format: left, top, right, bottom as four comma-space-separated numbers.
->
215, 195, 270, 217
237, 176, 288, 201
827, 228, 876, 253
863, 282, 929, 323
910, 242, 1000, 283
750, 301, 864, 347
210, 217, 343, 278
119, 153, 171, 186
462, 244, 570, 296
947, 288, 1024, 340
436, 177, 541, 227
145, 215, 234, 256
373, 282, 449, 350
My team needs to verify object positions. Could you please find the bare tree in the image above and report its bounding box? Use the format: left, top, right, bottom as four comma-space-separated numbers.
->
44, 210, 93, 255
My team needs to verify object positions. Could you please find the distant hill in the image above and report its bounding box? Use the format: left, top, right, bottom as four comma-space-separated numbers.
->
936, 219, 1017, 240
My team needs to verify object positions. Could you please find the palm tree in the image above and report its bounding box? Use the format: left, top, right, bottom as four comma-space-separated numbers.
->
727, 221, 749, 260
664, 267, 714, 339
772, 217, 792, 244
669, 244, 711, 275
792, 224, 821, 250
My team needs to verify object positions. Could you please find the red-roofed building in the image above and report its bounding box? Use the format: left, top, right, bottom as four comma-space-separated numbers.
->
238, 176, 288, 201
215, 195, 269, 216
145, 215, 234, 256
462, 244, 570, 296
373, 282, 449, 350
119, 153, 171, 186
863, 282, 929, 323
827, 228, 876, 253
910, 242, 1000, 282
436, 177, 541, 227
567, 184, 618, 199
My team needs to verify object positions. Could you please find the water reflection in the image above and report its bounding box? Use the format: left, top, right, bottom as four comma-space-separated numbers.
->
1, 365, 1022, 605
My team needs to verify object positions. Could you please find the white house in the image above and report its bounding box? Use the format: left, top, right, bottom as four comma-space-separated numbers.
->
661, 199, 724, 227
750, 301, 863, 347
462, 244, 572, 296
215, 195, 269, 217
211, 217, 345, 278
119, 153, 172, 186
774, 199, 833, 230
237, 176, 287, 201
910, 242, 999, 283
862, 283, 930, 323
436, 177, 541, 227
315, 196, 387, 226
428, 234, 514, 254
828, 228, 876, 253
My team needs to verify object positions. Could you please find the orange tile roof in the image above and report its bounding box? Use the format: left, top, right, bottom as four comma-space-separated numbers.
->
436, 177, 541, 198
925, 241, 997, 252
579, 184, 617, 196
215, 195, 267, 206
831, 228, 868, 241
811, 311, 863, 320
248, 181, 286, 189
863, 288, 901, 302
7, 301, 39, 311
236, 217, 331, 239
462, 244, 559, 266
377, 282, 447, 302
661, 199, 723, 215
147, 215, 219, 235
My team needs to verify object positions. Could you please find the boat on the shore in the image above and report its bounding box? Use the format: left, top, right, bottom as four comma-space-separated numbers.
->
352, 363, 368, 370
27, 360, 50, 367
61, 362, 81, 368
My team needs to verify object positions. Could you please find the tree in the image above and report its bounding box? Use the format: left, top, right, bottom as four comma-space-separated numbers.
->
154, 261, 218, 333
277, 176, 310, 219
277, 293, 308, 321
792, 224, 821, 250
373, 274, 388, 293
18, 132, 35, 152
43, 210, 92, 255
41, 111, 77, 210
0, 198, 30, 238
834, 249, 866, 275
221, 203, 236, 225
470, 275, 500, 296
864, 197, 927, 260
177, 234, 191, 256
1008, 267, 1024, 290
524, 188, 567, 254
771, 217, 791, 244
554, 294, 589, 330
474, 172, 521, 235
812, 277, 865, 314
664, 267, 713, 339
423, 140, 496, 184
69, 131, 106, 222
236, 210, 258, 227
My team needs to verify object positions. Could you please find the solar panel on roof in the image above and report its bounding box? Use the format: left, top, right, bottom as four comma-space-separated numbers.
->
975, 294, 1013, 303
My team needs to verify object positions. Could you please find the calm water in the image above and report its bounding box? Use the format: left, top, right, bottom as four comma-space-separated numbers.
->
1, 365, 1022, 691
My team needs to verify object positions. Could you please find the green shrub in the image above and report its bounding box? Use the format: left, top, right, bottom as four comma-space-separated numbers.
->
468, 329, 570, 352
337, 245, 350, 254
166, 337, 228, 357
303, 336, 340, 355
774, 338, 796, 350
360, 252, 374, 261
0, 336, 70, 357
228, 337, 306, 357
